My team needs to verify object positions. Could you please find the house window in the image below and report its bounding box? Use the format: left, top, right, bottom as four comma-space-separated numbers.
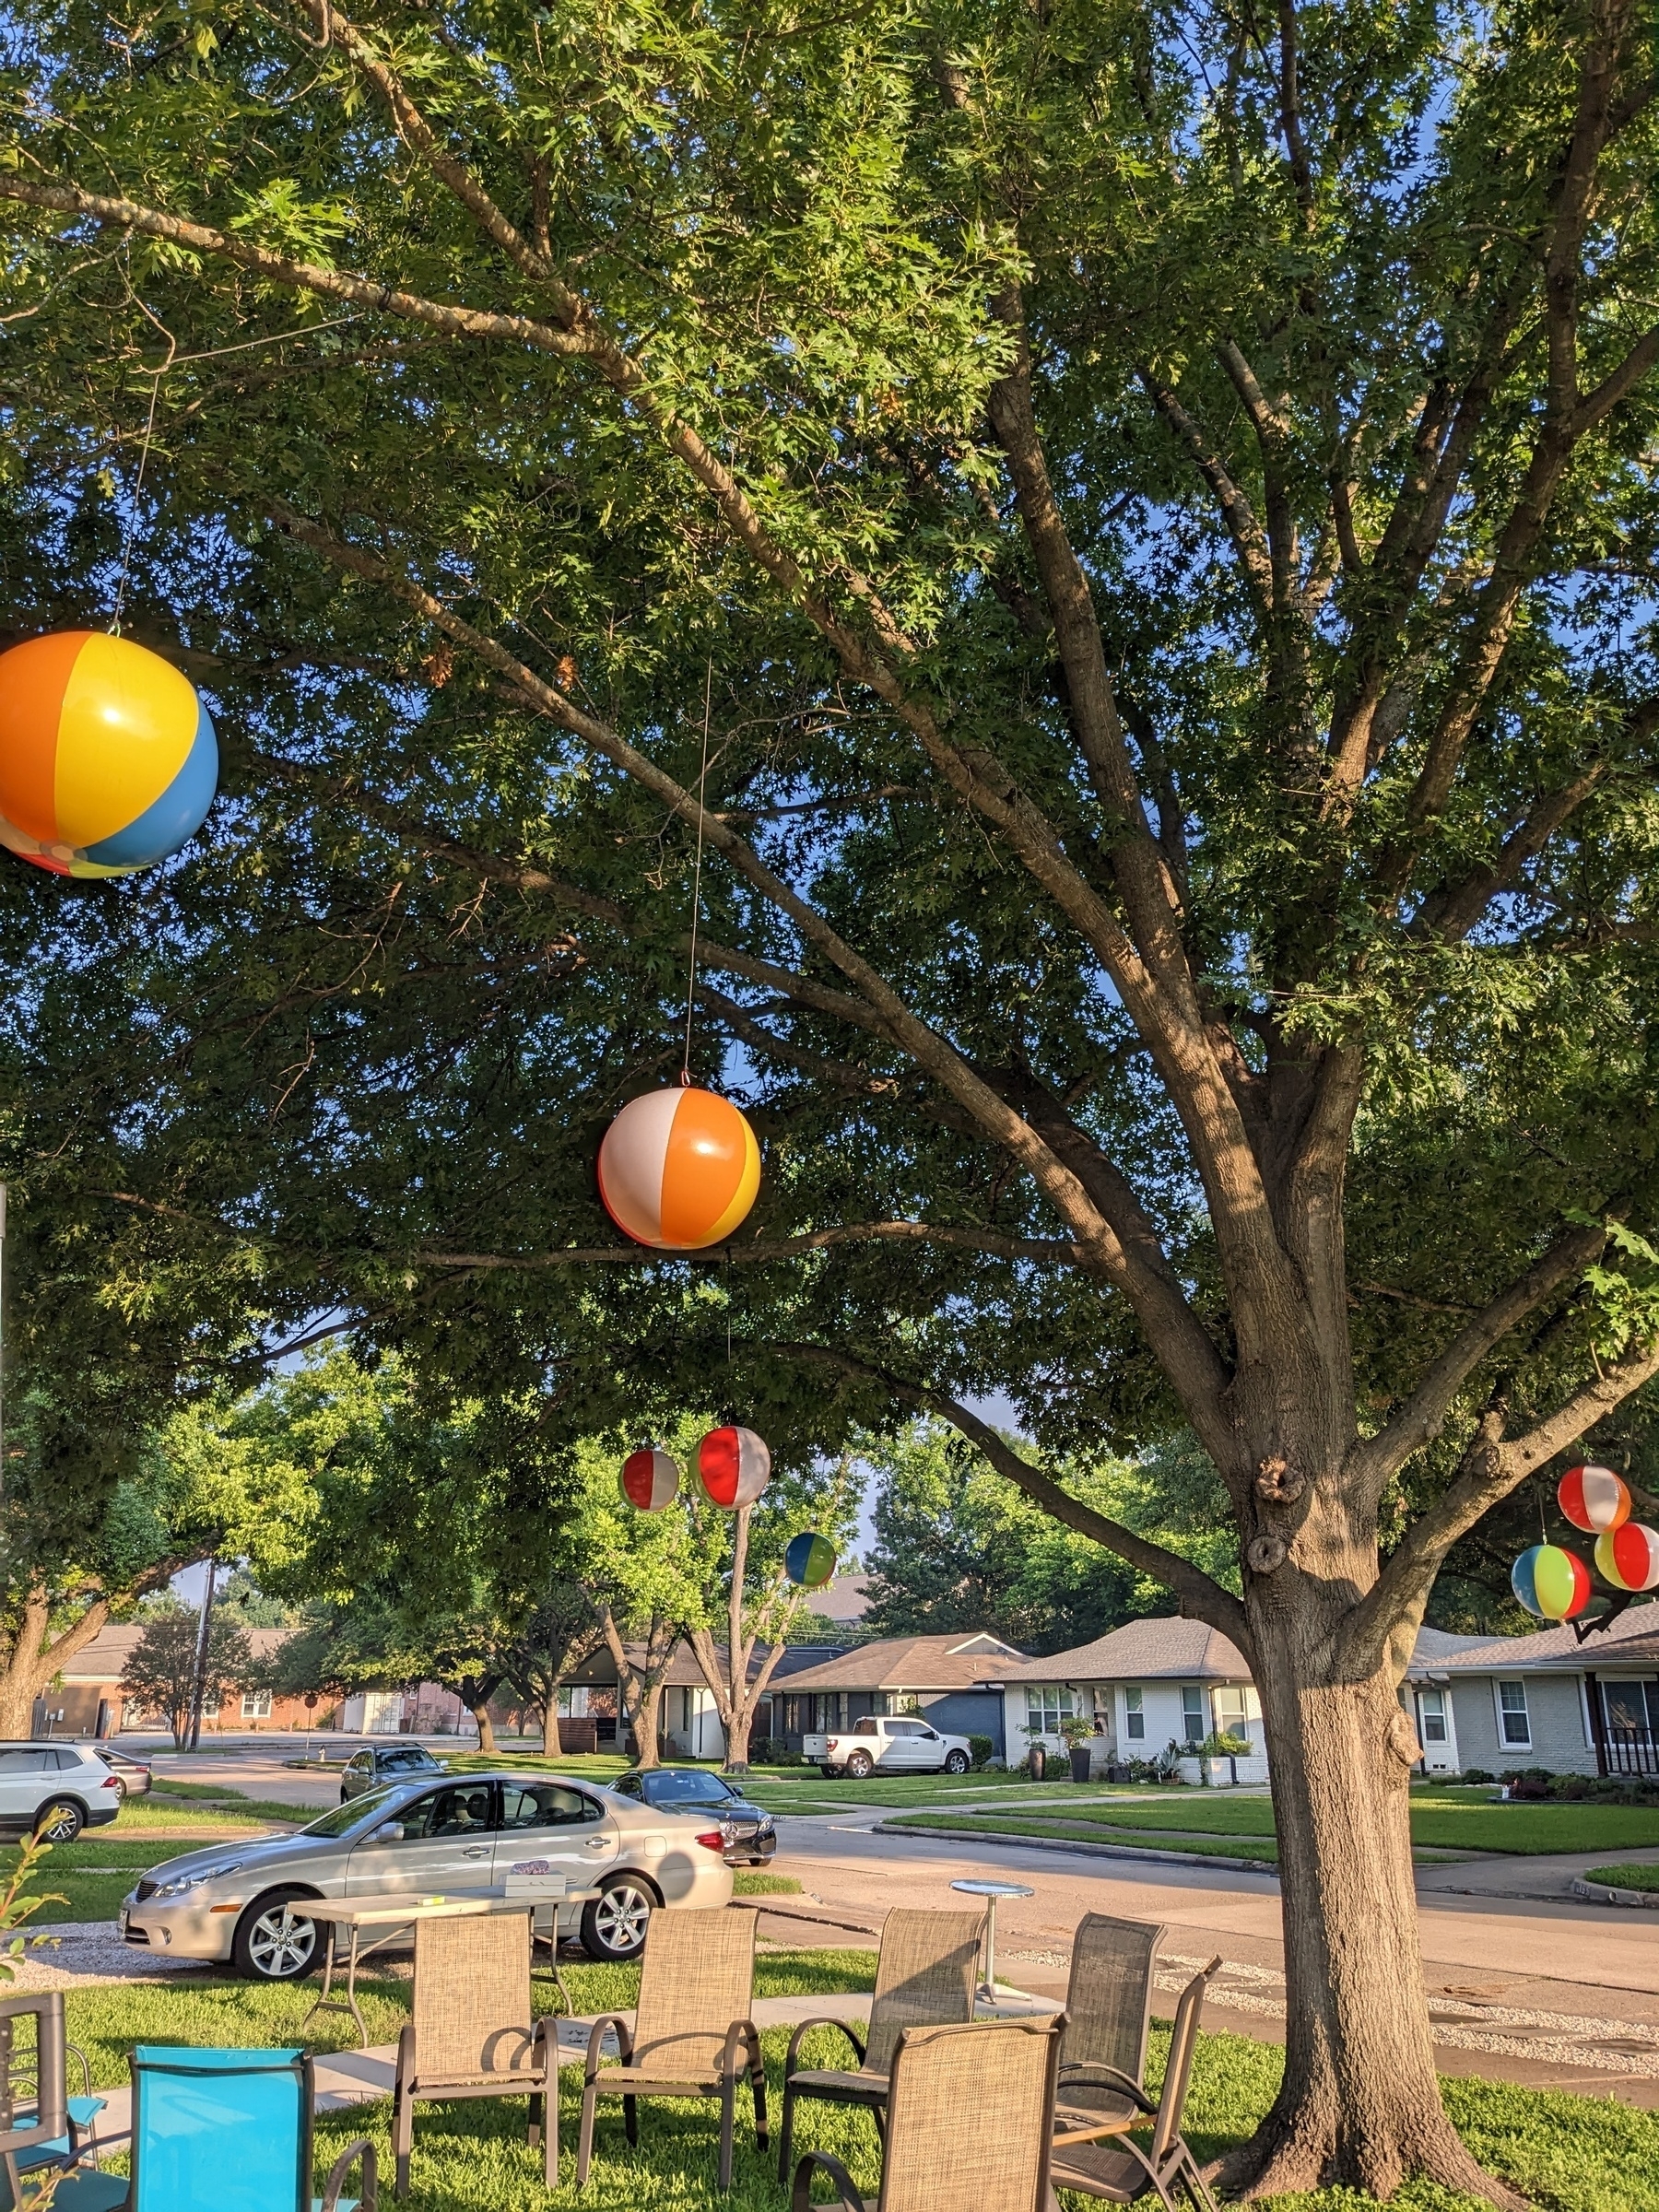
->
1026, 1686, 1074, 1736
1124, 1688, 1145, 1740
1418, 1688, 1447, 1745
1214, 1688, 1248, 1737
1181, 1687, 1205, 1744
240, 1690, 272, 1720
1497, 1681, 1531, 1748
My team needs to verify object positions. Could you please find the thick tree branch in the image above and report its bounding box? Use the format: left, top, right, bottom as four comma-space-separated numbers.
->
1347, 1220, 1609, 1493
782, 1343, 1253, 1660
1412, 765, 1608, 942
1342, 1333, 1659, 1677
1137, 367, 1275, 617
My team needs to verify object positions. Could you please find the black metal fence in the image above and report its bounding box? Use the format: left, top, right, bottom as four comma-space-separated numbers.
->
1602, 1727, 1659, 1777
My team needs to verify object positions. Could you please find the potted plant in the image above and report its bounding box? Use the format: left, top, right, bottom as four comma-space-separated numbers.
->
1058, 1713, 1096, 1782
1196, 1727, 1253, 1785
1020, 1722, 1048, 1782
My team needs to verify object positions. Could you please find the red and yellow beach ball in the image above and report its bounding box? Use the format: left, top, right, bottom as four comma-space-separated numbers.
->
598, 1087, 760, 1250
1558, 1464, 1631, 1535
618, 1448, 681, 1512
1511, 1544, 1591, 1620
1594, 1523, 1659, 1593
696, 1426, 771, 1510
0, 632, 218, 877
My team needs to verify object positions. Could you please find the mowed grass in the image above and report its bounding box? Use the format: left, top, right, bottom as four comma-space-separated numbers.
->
62, 1963, 1659, 2212
888, 1789, 1659, 1859
1584, 1861, 1659, 1890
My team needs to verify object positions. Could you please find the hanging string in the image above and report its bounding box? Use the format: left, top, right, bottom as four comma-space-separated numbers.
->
681, 655, 713, 1085
109, 352, 164, 641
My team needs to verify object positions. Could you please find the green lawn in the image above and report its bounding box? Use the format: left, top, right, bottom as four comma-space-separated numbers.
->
57, 1960, 1659, 2211
891, 1810, 1283, 1861
888, 1791, 1659, 1859
1583, 1861, 1659, 1891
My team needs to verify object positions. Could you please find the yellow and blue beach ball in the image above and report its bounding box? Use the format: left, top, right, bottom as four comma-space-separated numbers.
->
1510, 1543, 1591, 1620
0, 631, 218, 877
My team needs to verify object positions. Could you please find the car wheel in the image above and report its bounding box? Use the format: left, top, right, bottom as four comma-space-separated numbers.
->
580, 1876, 656, 1962
844, 1749, 874, 1780
34, 1800, 84, 1844
944, 1749, 970, 1775
233, 1889, 322, 1982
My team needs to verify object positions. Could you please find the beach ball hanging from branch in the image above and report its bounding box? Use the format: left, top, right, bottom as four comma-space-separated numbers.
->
0, 632, 218, 877
597, 1087, 760, 1251
618, 1448, 681, 1512
1510, 1544, 1592, 1621
784, 1532, 837, 1589
1594, 1523, 1659, 1593
1558, 1465, 1632, 1535
696, 1426, 771, 1510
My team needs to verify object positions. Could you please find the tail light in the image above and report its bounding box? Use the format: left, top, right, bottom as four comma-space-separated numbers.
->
694, 1830, 727, 1853
100, 1776, 122, 1791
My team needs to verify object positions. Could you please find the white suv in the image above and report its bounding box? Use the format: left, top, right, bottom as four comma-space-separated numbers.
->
0, 1745, 123, 1841
801, 1715, 972, 1778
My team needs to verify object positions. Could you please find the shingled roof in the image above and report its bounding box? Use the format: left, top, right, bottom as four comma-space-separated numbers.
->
769, 1632, 1027, 1694
984, 1617, 1252, 1685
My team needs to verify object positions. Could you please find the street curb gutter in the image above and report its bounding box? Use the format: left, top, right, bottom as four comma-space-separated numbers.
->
1571, 1876, 1659, 1909
873, 1820, 1281, 1878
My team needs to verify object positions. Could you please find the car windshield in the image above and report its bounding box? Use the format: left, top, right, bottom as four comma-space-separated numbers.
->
379, 1748, 433, 1770
298, 1787, 400, 1839
643, 1771, 736, 1804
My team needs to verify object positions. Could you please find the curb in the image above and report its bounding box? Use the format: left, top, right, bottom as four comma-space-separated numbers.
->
1571, 1876, 1659, 1909
873, 1819, 1280, 1877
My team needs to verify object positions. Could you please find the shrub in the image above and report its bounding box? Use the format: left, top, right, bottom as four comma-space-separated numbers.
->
1460, 1768, 1493, 1783
967, 1735, 994, 1769
746, 1737, 788, 1766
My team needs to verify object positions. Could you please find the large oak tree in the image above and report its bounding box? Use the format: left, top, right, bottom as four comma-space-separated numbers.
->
6, 0, 1659, 2196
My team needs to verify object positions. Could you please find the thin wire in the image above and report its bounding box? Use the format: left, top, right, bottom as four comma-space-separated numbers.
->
681, 657, 713, 1084
109, 370, 161, 640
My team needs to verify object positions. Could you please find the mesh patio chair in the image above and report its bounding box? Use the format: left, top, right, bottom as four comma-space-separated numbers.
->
578, 1905, 764, 2191
53, 2046, 376, 2212
777, 1906, 984, 2181
391, 1912, 558, 2199
1047, 1958, 1221, 2211
0, 1992, 113, 2212
790, 2016, 1061, 2212
1053, 1913, 1167, 2148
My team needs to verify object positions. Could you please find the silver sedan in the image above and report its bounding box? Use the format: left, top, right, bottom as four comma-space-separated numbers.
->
119, 1771, 735, 1981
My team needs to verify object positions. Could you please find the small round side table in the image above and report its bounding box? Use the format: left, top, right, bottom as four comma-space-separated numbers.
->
949, 1877, 1035, 2005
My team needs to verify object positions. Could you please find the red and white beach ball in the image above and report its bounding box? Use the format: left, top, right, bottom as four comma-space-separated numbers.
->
696, 1427, 771, 1510
1558, 1464, 1632, 1535
598, 1087, 760, 1250
1594, 1523, 1659, 1593
618, 1448, 681, 1512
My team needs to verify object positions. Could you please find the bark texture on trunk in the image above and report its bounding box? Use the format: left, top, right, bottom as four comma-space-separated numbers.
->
469, 1700, 497, 1753
688, 1507, 797, 1774
541, 1701, 561, 1755
599, 1606, 678, 1770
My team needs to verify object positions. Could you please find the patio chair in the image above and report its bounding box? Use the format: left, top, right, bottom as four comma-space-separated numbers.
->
0, 1992, 112, 2212
53, 2046, 376, 2212
791, 2016, 1061, 2212
578, 1905, 764, 2191
392, 1911, 558, 2198
776, 1906, 984, 2181
1047, 1958, 1221, 2211
1053, 1912, 1167, 2148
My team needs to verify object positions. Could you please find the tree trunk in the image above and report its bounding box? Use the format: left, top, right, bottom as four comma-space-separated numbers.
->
637, 1676, 666, 1764
1222, 1514, 1527, 2206
0, 1583, 114, 1737
541, 1697, 561, 1755
469, 1700, 497, 1753
597, 1606, 677, 1770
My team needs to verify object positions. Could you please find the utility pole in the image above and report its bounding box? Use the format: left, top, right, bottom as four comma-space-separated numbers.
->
187, 1559, 218, 1752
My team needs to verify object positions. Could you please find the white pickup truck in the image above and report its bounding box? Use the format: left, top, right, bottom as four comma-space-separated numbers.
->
801, 1714, 973, 1778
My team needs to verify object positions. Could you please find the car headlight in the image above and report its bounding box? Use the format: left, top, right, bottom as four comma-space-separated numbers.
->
149, 1859, 247, 1900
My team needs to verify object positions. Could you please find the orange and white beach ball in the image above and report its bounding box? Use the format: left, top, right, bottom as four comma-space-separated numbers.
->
1558, 1464, 1631, 1535
597, 1087, 760, 1251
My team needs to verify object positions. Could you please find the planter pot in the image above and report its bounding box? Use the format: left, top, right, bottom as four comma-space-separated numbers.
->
1027, 1745, 1046, 1781
1069, 1747, 1092, 1783
1174, 1757, 1203, 1787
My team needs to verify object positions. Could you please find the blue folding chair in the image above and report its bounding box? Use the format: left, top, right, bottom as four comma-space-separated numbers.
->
52, 2047, 375, 2212
0, 1992, 110, 2212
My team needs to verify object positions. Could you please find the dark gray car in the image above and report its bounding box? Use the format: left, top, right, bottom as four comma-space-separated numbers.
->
611, 1767, 777, 1865
339, 1743, 445, 1801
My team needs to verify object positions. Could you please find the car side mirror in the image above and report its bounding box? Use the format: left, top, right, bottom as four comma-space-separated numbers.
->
369, 1821, 405, 1843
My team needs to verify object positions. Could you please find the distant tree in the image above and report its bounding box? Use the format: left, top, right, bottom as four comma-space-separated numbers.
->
501, 1576, 603, 1755
121, 1601, 253, 1751
215, 1571, 295, 1631
863, 1424, 1235, 1654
